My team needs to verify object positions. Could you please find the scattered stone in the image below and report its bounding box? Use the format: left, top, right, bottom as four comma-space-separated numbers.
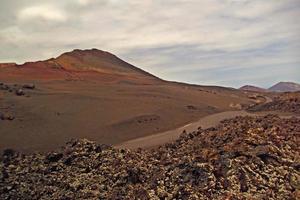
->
0, 113, 15, 121
45, 152, 63, 163
2, 149, 15, 158
0, 84, 9, 90
22, 84, 35, 90
187, 105, 197, 110
15, 89, 25, 96
7, 116, 14, 121
229, 103, 242, 110
248, 91, 300, 114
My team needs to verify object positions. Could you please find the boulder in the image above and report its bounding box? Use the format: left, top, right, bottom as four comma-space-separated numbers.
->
0, 113, 15, 121
0, 85, 9, 90
187, 105, 197, 110
45, 153, 63, 163
22, 84, 35, 89
15, 89, 25, 96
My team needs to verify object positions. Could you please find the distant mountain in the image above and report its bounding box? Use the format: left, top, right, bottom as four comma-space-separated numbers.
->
239, 82, 300, 93
269, 82, 300, 92
239, 85, 269, 92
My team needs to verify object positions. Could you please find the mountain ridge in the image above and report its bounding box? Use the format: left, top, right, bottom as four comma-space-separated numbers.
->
239, 85, 268, 92
239, 81, 300, 92
0, 48, 160, 83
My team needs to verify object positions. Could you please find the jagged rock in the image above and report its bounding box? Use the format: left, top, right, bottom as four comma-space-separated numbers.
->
15, 89, 25, 96
0, 84, 9, 90
45, 152, 63, 163
2, 149, 15, 158
0, 115, 299, 199
248, 92, 300, 114
0, 113, 15, 121
22, 84, 35, 90
187, 105, 197, 110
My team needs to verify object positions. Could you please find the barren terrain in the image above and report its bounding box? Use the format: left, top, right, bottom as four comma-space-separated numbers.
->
0, 49, 255, 152
1, 49, 299, 200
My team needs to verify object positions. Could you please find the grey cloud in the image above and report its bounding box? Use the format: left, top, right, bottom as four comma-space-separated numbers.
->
0, 0, 299, 87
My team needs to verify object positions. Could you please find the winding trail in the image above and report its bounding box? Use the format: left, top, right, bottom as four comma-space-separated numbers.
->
115, 110, 295, 150
263, 96, 273, 103
115, 111, 254, 149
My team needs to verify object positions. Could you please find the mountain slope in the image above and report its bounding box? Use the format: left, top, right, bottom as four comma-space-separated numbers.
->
55, 49, 157, 78
269, 82, 300, 92
0, 49, 254, 152
239, 85, 268, 92
0, 49, 159, 83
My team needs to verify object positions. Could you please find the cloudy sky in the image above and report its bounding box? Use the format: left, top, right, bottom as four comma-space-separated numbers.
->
0, 0, 299, 88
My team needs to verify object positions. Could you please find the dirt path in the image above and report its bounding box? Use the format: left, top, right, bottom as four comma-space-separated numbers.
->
264, 96, 273, 103
114, 110, 295, 150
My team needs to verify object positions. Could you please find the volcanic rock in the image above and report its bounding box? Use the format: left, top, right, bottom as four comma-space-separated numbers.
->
248, 92, 300, 114
22, 84, 35, 90
0, 115, 299, 199
0, 84, 9, 90
15, 89, 25, 96
0, 113, 15, 121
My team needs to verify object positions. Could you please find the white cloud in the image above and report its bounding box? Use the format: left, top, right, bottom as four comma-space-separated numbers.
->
18, 5, 67, 22
77, 0, 90, 6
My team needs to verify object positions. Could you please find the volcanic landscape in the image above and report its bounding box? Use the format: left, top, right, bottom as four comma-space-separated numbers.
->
0, 49, 299, 199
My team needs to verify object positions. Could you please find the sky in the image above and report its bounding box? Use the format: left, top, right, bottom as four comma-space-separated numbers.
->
0, 0, 299, 88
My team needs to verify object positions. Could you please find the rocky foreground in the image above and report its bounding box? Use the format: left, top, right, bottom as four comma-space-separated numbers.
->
1, 115, 300, 199
248, 92, 300, 114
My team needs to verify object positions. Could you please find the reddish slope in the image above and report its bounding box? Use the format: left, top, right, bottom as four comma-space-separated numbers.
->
0, 49, 160, 84
239, 85, 268, 92
0, 49, 255, 153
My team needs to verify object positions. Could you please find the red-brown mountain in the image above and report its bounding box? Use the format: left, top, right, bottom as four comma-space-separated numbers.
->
0, 49, 253, 152
0, 49, 159, 83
